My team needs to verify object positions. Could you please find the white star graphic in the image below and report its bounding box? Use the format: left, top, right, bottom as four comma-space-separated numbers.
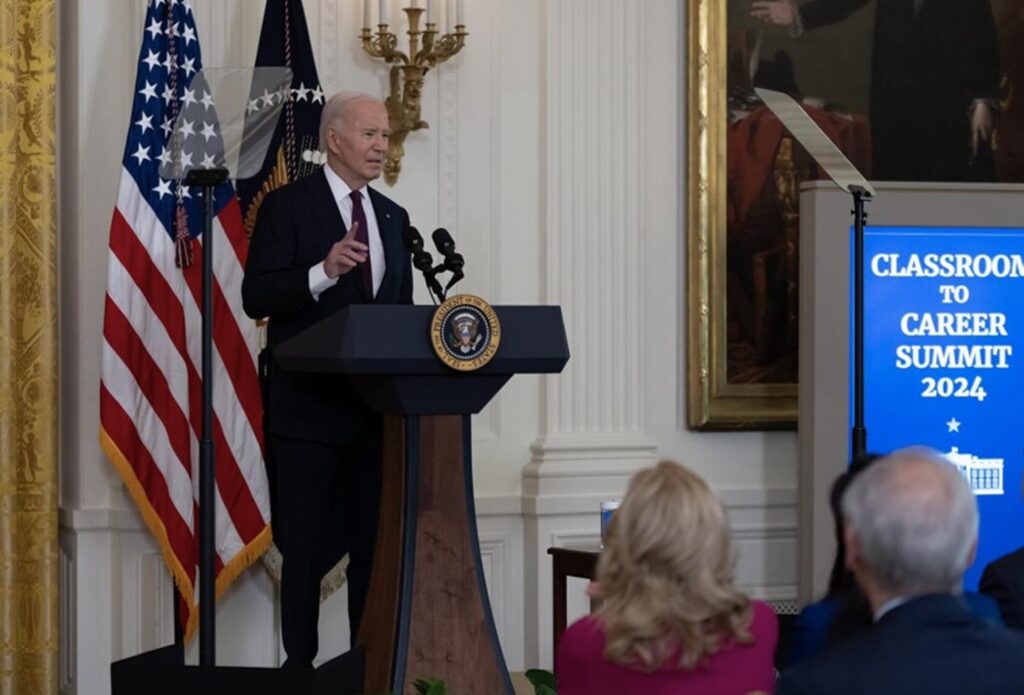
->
160, 116, 174, 138
260, 89, 276, 108
162, 53, 175, 72
946, 417, 961, 433
157, 147, 173, 167
182, 56, 196, 77
178, 118, 195, 138
130, 143, 151, 165
180, 185, 192, 199
138, 81, 158, 103
182, 25, 196, 46
246, 98, 260, 115
292, 83, 310, 102
200, 91, 214, 110
310, 85, 325, 104
199, 152, 217, 168
182, 87, 197, 107
142, 49, 161, 71
168, 22, 182, 38
162, 83, 176, 104
277, 87, 291, 104
134, 111, 154, 134
152, 0, 167, 7
199, 121, 217, 142
178, 150, 194, 169
145, 18, 162, 39
153, 178, 173, 199
182, 0, 194, 14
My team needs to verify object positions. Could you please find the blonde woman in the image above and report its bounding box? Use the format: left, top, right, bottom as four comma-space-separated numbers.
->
555, 461, 777, 694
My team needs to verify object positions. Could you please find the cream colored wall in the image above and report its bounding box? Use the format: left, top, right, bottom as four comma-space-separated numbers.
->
58, 1, 798, 693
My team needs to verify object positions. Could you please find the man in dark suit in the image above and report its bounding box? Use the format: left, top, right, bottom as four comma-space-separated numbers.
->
776, 448, 1024, 694
242, 92, 413, 668
750, 0, 999, 181
981, 545, 1024, 629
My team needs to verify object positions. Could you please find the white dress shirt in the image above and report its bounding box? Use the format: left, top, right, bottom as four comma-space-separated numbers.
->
308, 165, 386, 300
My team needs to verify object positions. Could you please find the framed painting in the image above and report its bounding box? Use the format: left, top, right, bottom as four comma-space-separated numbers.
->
687, 0, 1024, 429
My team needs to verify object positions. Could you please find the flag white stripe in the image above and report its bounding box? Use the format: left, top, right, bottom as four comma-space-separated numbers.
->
211, 215, 260, 358
106, 253, 191, 417
102, 346, 195, 527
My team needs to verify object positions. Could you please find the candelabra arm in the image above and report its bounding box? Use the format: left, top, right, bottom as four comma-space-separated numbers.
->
360, 9, 469, 185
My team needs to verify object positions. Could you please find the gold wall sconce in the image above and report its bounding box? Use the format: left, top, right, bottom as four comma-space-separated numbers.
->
361, 0, 468, 185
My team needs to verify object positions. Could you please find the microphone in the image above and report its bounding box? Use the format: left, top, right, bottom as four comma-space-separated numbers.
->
432, 228, 455, 256
431, 228, 465, 291
403, 226, 444, 302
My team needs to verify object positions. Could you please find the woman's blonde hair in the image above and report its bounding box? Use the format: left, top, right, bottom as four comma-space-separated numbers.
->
596, 460, 753, 671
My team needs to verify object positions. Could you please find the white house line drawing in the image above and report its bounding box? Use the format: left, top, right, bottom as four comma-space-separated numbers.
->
944, 447, 1005, 496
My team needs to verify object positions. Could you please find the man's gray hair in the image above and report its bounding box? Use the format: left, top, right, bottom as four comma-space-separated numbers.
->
842, 447, 978, 595
318, 91, 380, 149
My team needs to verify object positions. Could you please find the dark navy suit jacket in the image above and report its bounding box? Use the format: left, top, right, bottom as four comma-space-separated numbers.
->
241, 169, 413, 445
776, 594, 1024, 695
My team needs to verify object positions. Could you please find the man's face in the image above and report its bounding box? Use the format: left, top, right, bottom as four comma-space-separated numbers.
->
327, 99, 389, 188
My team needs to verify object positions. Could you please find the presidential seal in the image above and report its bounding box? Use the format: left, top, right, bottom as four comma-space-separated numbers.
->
431, 294, 501, 371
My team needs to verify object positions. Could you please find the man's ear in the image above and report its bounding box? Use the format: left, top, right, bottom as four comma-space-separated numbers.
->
844, 524, 862, 573
966, 537, 978, 568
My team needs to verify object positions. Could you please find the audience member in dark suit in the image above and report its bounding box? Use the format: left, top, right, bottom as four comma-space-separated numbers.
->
981, 546, 1024, 630
242, 92, 413, 668
787, 453, 1001, 666
777, 448, 1024, 694
556, 461, 778, 695
751, 0, 999, 182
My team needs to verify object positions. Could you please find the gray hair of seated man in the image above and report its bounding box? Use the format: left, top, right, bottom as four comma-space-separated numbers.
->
842, 446, 978, 595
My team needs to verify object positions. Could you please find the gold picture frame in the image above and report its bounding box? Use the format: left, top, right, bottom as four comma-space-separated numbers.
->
686, 0, 796, 430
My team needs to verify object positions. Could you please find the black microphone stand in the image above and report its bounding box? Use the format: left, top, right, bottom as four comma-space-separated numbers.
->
184, 166, 228, 666
850, 185, 870, 463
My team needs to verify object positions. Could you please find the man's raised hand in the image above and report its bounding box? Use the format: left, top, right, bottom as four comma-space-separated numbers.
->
322, 222, 368, 279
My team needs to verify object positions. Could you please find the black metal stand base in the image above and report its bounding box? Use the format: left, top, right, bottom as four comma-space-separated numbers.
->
111, 645, 365, 695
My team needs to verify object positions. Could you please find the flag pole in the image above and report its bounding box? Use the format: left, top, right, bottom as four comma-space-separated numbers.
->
186, 167, 230, 666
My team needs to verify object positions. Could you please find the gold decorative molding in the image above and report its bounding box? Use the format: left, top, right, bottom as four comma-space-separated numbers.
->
0, 0, 59, 691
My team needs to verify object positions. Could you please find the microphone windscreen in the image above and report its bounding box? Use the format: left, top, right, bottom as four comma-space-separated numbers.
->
403, 226, 424, 252
432, 228, 455, 255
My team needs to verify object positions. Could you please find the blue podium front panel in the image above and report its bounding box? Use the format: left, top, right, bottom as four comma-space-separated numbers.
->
855, 225, 1024, 590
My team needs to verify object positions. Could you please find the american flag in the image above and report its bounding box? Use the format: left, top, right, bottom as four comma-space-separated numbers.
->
100, 0, 271, 641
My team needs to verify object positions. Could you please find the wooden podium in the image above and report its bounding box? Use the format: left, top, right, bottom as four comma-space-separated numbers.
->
275, 304, 569, 694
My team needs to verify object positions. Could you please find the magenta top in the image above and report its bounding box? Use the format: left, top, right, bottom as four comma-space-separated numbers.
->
555, 600, 778, 695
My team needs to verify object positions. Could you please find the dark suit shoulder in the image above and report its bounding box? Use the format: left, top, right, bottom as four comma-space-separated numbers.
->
779, 596, 1024, 695
985, 546, 1024, 575
368, 185, 407, 216
263, 169, 328, 209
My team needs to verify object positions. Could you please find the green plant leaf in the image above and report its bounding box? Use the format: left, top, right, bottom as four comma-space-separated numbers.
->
525, 668, 558, 694
412, 677, 448, 695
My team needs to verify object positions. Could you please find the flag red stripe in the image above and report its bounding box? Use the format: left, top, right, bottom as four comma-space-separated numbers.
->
102, 297, 193, 473
183, 245, 264, 451
217, 199, 250, 267
109, 209, 190, 376
100, 384, 197, 572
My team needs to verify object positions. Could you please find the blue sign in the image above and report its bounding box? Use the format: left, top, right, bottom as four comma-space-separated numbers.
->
856, 225, 1024, 590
